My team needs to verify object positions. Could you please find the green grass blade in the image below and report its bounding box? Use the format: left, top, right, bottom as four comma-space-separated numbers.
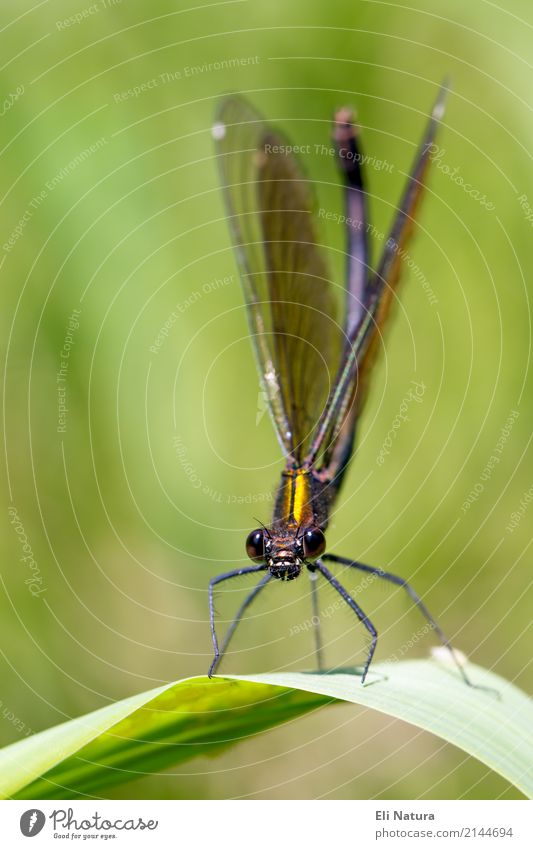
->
1, 659, 531, 799
234, 661, 533, 798
3, 678, 329, 799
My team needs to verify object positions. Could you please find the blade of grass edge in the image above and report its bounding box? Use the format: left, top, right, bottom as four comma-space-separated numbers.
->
0, 659, 530, 799
4, 678, 330, 799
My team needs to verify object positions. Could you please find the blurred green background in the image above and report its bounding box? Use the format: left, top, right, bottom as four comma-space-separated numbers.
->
1, 0, 531, 799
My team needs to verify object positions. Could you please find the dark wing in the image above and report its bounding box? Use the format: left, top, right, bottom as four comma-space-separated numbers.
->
307, 84, 447, 471
332, 107, 371, 341
213, 96, 341, 462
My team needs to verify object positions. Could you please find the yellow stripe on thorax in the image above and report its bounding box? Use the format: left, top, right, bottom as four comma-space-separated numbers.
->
281, 476, 293, 522
293, 471, 311, 525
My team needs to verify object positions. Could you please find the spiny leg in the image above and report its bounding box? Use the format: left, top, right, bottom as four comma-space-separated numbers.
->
308, 567, 324, 671
316, 559, 377, 683
323, 553, 478, 689
208, 565, 267, 677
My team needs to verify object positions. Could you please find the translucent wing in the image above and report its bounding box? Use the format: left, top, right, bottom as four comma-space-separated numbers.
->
213, 96, 341, 462
308, 84, 447, 471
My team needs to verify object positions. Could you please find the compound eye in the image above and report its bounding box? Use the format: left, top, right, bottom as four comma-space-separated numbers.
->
302, 527, 326, 560
245, 528, 266, 563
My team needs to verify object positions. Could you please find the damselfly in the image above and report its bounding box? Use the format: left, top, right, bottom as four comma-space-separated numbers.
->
209, 86, 473, 685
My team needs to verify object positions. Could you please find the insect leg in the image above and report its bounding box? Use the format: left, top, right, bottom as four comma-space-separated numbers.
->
308, 567, 324, 671
216, 572, 272, 673
316, 559, 377, 683
323, 553, 477, 688
208, 565, 267, 678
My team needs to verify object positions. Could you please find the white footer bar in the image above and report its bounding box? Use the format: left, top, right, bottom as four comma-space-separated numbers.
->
2, 799, 531, 848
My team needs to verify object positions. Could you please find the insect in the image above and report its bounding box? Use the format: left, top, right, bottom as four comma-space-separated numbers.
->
208, 85, 474, 686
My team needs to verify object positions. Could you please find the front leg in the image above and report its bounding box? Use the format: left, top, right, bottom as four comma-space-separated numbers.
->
323, 553, 478, 689
316, 560, 377, 684
208, 565, 267, 677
